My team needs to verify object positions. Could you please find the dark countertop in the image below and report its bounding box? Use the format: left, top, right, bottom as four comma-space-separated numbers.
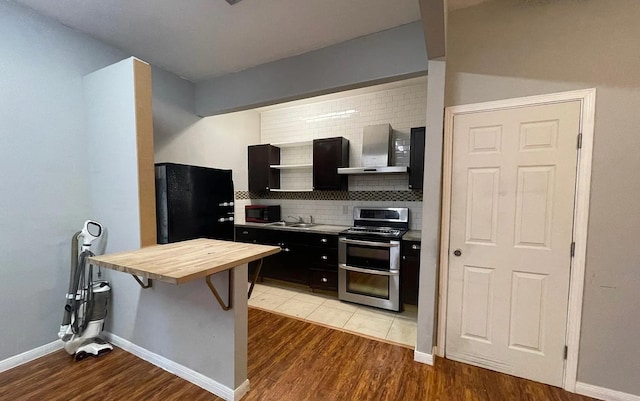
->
237, 222, 422, 241
235, 221, 349, 235
403, 230, 422, 242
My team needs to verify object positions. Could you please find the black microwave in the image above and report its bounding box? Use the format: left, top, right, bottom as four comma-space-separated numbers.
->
245, 205, 281, 223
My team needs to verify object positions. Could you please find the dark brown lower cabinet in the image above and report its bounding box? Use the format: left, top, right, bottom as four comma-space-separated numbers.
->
236, 226, 338, 291
309, 268, 338, 291
401, 240, 421, 305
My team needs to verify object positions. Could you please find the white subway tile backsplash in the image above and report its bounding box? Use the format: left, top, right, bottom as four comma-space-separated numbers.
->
242, 198, 423, 230
261, 80, 426, 154
252, 78, 427, 232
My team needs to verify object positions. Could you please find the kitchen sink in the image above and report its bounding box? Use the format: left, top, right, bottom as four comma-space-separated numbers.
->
266, 221, 316, 228
266, 221, 287, 227
289, 223, 316, 228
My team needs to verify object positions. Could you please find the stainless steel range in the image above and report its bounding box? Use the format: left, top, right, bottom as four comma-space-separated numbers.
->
338, 207, 409, 312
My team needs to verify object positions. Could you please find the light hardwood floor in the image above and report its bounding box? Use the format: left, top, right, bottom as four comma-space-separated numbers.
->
0, 308, 598, 401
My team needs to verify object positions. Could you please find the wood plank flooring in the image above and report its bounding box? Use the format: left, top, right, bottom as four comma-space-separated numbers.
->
0, 308, 598, 401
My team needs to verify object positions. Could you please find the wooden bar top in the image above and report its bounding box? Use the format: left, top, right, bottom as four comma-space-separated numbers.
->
87, 238, 280, 285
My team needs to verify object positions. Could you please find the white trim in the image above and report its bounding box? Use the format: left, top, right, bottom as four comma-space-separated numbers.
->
576, 382, 640, 401
413, 350, 434, 365
563, 89, 596, 392
0, 340, 63, 374
105, 332, 248, 401
233, 379, 251, 401
436, 99, 455, 358
436, 89, 596, 392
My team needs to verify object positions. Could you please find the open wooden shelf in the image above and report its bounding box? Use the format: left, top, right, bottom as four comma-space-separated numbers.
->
270, 164, 313, 169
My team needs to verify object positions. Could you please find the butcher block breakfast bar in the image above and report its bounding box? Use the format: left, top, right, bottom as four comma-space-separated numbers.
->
87, 238, 280, 400
88, 238, 280, 310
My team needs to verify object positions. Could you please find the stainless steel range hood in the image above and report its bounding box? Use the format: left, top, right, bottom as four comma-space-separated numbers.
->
337, 124, 408, 175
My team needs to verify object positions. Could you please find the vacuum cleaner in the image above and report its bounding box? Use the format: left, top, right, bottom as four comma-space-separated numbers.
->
58, 220, 113, 361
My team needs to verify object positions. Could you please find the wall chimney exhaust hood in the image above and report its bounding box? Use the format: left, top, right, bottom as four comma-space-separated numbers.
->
337, 124, 408, 175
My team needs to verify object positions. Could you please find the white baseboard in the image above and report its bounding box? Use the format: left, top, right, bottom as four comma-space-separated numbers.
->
413, 350, 434, 365
576, 382, 640, 401
0, 340, 63, 374
234, 379, 250, 400
105, 332, 249, 401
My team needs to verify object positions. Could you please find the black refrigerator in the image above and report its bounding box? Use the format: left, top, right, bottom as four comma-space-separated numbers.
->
155, 163, 235, 244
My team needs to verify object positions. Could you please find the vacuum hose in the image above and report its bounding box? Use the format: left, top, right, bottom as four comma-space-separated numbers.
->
61, 247, 97, 337
59, 221, 108, 344
72, 250, 96, 334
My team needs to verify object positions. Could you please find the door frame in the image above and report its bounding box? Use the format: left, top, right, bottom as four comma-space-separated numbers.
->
436, 89, 596, 392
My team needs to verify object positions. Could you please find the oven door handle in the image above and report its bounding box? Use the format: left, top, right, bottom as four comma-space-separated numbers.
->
339, 264, 399, 276
338, 238, 399, 248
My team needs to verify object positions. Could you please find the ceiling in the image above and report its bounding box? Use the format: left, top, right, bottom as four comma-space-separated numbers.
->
10, 0, 421, 82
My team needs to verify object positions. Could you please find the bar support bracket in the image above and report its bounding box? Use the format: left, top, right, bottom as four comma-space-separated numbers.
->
132, 274, 152, 289
248, 259, 263, 299
206, 270, 233, 311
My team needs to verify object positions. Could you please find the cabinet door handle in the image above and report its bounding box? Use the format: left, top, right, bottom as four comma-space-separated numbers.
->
282, 247, 290, 252
321, 238, 328, 243
321, 277, 328, 283
412, 244, 421, 250
242, 231, 249, 235
321, 255, 328, 260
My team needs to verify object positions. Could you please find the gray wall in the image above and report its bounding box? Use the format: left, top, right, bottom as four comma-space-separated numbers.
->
153, 65, 260, 192
447, 0, 640, 395
0, 5, 250, 390
0, 1, 126, 362
85, 58, 248, 392
152, 66, 199, 156
195, 21, 428, 116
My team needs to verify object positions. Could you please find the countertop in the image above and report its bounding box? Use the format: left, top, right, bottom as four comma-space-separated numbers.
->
403, 230, 422, 241
236, 222, 422, 241
88, 238, 281, 284
235, 221, 349, 235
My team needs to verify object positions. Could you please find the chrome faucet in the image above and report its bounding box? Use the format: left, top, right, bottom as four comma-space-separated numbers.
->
285, 215, 313, 224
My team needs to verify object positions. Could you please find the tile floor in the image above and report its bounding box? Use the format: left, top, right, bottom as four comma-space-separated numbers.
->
248, 281, 417, 348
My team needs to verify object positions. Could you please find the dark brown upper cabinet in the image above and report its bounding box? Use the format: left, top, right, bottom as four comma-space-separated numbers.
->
409, 127, 425, 190
248, 144, 280, 192
313, 137, 349, 191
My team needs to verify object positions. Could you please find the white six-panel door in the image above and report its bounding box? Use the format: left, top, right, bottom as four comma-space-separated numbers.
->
445, 101, 581, 386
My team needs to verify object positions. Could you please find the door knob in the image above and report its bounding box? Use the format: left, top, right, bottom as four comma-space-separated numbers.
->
453, 249, 462, 257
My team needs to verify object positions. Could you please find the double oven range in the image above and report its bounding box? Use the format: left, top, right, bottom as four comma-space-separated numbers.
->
338, 207, 409, 312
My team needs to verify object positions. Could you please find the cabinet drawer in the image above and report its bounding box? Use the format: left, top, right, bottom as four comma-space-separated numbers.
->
293, 232, 337, 248
308, 249, 338, 270
235, 227, 259, 243
402, 241, 422, 257
309, 269, 338, 291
